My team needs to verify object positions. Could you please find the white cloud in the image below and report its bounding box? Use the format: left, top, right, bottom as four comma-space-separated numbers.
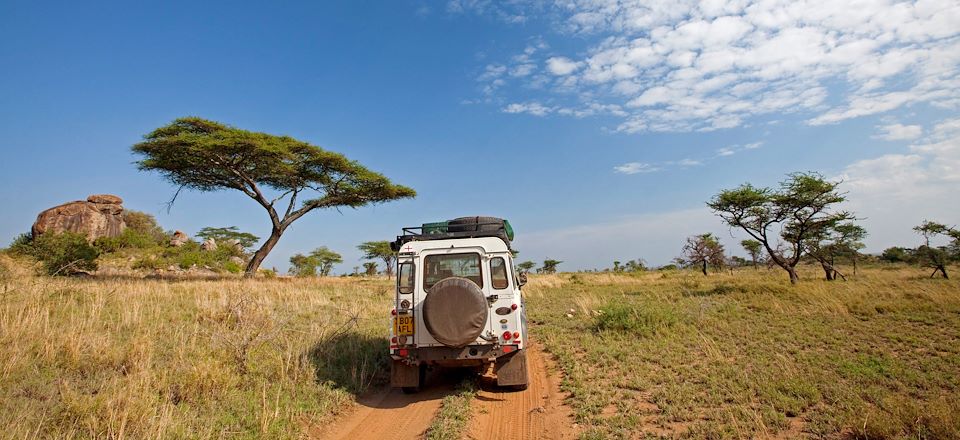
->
546, 57, 581, 75
717, 147, 736, 156
874, 123, 923, 141
614, 162, 660, 174
743, 141, 763, 149
502, 102, 553, 116
839, 116, 960, 250
469, 0, 960, 132
677, 158, 703, 166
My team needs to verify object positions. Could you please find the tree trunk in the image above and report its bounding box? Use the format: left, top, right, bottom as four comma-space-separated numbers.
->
932, 265, 950, 279
701, 260, 708, 276
820, 261, 834, 281
786, 266, 799, 284
852, 256, 858, 275
246, 227, 283, 276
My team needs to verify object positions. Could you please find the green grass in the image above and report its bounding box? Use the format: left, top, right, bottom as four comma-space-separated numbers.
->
0, 255, 393, 439
525, 267, 960, 439
424, 378, 478, 440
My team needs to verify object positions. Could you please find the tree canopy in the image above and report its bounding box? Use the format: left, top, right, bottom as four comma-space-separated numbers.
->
358, 241, 396, 277
708, 172, 851, 284
132, 117, 415, 275
913, 220, 958, 279
540, 259, 562, 274
288, 246, 343, 277
196, 226, 259, 250
682, 233, 725, 276
740, 239, 763, 269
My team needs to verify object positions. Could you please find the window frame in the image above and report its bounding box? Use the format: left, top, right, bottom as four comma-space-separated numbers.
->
397, 262, 415, 294
422, 252, 483, 291
490, 256, 510, 290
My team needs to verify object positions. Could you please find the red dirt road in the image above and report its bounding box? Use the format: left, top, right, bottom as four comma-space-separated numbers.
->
467, 342, 577, 440
316, 342, 575, 440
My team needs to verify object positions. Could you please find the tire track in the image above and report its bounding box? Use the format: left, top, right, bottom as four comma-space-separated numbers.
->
467, 342, 578, 440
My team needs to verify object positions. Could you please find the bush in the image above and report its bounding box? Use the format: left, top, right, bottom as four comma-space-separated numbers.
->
11, 232, 100, 275
122, 210, 167, 244
594, 302, 680, 336
94, 228, 160, 253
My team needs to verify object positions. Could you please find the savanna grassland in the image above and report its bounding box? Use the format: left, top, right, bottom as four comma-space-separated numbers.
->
0, 255, 393, 439
2, 253, 959, 439
524, 266, 960, 439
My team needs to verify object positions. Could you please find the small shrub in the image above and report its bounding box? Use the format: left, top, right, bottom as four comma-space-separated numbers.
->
122, 210, 166, 244
94, 229, 159, 253
24, 232, 99, 275
6, 232, 35, 254
594, 302, 680, 336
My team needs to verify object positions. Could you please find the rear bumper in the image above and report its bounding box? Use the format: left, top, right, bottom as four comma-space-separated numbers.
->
391, 344, 521, 365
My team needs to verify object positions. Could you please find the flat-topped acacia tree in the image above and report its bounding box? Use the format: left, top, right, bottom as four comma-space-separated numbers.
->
132, 117, 416, 276
708, 172, 851, 284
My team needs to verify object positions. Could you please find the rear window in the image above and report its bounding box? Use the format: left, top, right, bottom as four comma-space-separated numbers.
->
424, 253, 482, 290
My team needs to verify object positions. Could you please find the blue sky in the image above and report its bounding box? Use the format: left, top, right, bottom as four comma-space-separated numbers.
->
1, 0, 958, 272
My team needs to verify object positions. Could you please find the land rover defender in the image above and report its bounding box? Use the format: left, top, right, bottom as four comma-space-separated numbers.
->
388, 216, 529, 393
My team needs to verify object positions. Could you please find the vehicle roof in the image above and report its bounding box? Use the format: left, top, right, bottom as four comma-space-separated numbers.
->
395, 236, 511, 254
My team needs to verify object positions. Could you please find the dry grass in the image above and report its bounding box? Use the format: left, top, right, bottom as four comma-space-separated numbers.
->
525, 265, 960, 439
0, 255, 393, 439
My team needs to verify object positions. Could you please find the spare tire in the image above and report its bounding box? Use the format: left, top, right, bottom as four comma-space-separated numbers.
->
422, 277, 488, 347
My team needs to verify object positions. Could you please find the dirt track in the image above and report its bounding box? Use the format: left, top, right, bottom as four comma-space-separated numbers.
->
316, 342, 575, 440
467, 342, 577, 440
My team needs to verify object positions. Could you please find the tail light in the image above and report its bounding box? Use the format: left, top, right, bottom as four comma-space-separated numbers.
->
502, 331, 512, 341
511, 303, 518, 310
513, 331, 520, 339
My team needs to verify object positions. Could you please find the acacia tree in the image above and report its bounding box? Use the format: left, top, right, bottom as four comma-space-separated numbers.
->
196, 226, 260, 250
358, 241, 395, 278
541, 259, 562, 274
516, 261, 536, 273
289, 253, 320, 277
800, 221, 866, 281
312, 246, 342, 276
132, 117, 415, 276
682, 233, 725, 276
708, 172, 851, 284
362, 262, 378, 276
913, 220, 957, 279
740, 239, 763, 270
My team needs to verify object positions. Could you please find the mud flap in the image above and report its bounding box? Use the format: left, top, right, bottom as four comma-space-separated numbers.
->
391, 361, 420, 388
494, 350, 529, 387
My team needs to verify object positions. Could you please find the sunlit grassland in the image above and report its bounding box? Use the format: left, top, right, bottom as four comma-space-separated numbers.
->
0, 255, 393, 439
524, 266, 960, 439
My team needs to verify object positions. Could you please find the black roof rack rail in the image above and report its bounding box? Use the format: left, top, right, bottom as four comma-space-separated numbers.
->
390, 218, 514, 252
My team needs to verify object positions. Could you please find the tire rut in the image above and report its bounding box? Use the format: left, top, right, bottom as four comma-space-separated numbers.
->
467, 341, 578, 440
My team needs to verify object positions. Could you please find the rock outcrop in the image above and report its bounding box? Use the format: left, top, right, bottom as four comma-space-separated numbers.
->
170, 231, 189, 247
201, 238, 217, 251
32, 194, 126, 242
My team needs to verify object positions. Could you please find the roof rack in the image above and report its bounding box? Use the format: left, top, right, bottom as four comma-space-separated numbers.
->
391, 218, 514, 252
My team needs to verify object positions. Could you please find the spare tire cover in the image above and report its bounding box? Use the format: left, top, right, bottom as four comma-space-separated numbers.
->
422, 277, 488, 347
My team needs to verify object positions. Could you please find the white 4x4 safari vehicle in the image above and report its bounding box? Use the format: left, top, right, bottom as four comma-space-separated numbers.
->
388, 216, 529, 393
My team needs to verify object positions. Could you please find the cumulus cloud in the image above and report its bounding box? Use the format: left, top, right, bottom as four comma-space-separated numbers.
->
874, 123, 924, 141
614, 162, 660, 174
546, 57, 581, 75
469, 0, 960, 132
839, 116, 960, 250
503, 102, 553, 116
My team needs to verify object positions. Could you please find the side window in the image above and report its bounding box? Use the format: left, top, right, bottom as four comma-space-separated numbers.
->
398, 262, 414, 294
491, 257, 509, 290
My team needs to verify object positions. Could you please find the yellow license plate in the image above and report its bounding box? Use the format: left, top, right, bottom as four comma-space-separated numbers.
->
394, 316, 414, 336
